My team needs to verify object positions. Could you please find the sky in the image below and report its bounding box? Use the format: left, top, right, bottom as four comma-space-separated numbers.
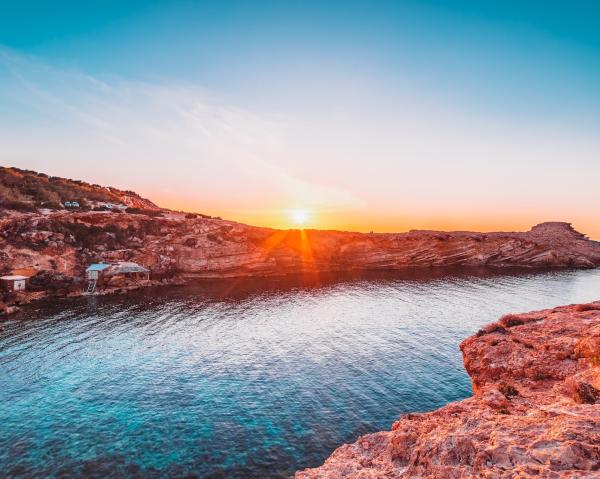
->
0, 1, 599, 235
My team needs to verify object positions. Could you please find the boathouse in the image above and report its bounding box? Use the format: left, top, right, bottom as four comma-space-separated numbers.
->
106, 261, 150, 280
85, 262, 150, 293
0, 275, 29, 292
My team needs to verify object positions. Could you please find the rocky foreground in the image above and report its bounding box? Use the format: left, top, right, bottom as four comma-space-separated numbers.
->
297, 302, 600, 479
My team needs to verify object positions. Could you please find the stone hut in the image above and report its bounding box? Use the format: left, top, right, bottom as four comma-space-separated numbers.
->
105, 262, 150, 282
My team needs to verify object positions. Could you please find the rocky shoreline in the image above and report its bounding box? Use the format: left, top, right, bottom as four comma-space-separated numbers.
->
297, 301, 600, 478
2, 205, 600, 316
0, 276, 186, 316
4, 210, 599, 279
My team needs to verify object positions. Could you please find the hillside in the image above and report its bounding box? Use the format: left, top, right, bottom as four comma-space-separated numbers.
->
0, 167, 158, 211
1, 167, 600, 313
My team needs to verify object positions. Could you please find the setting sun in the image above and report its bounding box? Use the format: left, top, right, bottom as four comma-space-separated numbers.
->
289, 208, 310, 227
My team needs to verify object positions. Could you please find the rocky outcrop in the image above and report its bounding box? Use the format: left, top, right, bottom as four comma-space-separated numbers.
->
1, 207, 599, 283
296, 302, 600, 479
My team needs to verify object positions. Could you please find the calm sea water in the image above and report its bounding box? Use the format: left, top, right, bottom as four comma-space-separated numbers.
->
1, 268, 600, 478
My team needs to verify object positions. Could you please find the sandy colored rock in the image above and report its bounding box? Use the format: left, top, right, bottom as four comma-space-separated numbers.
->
296, 302, 600, 479
1, 207, 599, 282
2, 168, 600, 282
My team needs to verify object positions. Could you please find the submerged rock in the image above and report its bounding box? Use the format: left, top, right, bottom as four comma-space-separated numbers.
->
296, 301, 600, 479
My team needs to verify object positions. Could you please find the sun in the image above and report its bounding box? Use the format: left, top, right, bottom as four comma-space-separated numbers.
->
289, 208, 310, 227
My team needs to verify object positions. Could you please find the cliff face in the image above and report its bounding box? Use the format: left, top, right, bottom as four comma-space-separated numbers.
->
1, 167, 599, 281
1, 207, 600, 283
296, 302, 600, 479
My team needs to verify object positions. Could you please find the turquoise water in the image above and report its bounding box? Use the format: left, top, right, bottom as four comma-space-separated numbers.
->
1, 268, 600, 478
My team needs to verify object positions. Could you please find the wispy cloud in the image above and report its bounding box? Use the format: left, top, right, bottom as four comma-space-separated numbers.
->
0, 47, 365, 216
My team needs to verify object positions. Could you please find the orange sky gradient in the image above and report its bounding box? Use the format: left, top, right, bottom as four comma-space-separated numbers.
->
153, 193, 600, 240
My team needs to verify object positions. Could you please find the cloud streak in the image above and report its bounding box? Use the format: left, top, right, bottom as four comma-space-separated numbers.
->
0, 47, 364, 218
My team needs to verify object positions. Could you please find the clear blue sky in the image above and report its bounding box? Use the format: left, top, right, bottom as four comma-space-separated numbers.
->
1, 1, 599, 234
2, 1, 598, 114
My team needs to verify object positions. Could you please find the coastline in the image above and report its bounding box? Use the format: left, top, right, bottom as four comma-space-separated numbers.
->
3, 206, 600, 318
0, 276, 187, 317
1, 265, 596, 318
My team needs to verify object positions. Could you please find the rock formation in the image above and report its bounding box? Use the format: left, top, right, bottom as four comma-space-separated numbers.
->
296, 302, 600, 479
1, 168, 600, 309
1, 208, 600, 283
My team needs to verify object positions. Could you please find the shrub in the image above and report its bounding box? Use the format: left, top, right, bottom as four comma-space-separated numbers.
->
567, 381, 598, 404
476, 322, 507, 337
206, 233, 222, 243
41, 201, 63, 210
126, 207, 162, 217
498, 382, 519, 398
500, 314, 525, 327
0, 200, 37, 212
575, 303, 600, 312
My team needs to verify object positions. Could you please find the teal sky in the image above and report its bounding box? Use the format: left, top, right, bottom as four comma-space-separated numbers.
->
2, 1, 599, 115
0, 1, 599, 234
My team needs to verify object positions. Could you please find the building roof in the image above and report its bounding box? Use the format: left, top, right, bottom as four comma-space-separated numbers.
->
12, 268, 37, 278
0, 275, 29, 281
86, 263, 112, 272
106, 262, 150, 275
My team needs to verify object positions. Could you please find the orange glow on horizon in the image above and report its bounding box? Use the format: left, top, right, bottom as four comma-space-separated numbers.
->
151, 193, 600, 239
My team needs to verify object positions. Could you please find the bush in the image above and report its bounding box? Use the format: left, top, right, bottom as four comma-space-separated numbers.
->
498, 382, 519, 398
0, 200, 37, 212
42, 202, 63, 210
126, 207, 163, 217
575, 303, 600, 312
567, 380, 598, 404
500, 314, 525, 328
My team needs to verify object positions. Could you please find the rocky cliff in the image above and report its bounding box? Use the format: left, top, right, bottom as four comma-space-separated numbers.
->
296, 302, 600, 479
1, 168, 600, 299
1, 207, 600, 285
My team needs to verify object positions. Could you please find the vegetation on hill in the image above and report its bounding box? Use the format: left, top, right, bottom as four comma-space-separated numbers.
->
0, 167, 158, 211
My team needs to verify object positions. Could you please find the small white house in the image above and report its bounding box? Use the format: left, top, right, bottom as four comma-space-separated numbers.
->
0, 275, 28, 292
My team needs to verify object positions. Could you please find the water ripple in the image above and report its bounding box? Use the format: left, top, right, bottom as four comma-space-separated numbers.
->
1, 268, 600, 478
